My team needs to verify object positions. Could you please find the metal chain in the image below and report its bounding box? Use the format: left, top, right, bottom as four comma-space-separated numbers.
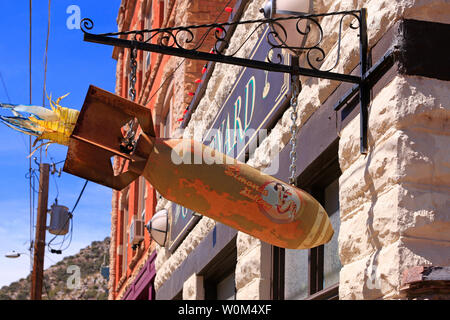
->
289, 75, 301, 186
129, 47, 137, 102
120, 48, 138, 154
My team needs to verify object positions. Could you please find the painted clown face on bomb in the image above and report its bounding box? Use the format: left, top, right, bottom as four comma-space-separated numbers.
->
259, 181, 301, 223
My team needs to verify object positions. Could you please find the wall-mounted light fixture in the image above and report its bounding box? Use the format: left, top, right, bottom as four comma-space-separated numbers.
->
145, 209, 169, 247
261, 0, 312, 49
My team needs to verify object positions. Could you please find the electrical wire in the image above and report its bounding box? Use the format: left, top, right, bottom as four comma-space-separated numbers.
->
40, 0, 51, 163
57, 217, 73, 252
0, 70, 30, 154
53, 159, 66, 165
29, 0, 33, 273
71, 180, 88, 214
0, 71, 11, 102
51, 172, 59, 201
25, 2, 52, 292
57, 180, 89, 252
48, 154, 60, 200
47, 180, 88, 253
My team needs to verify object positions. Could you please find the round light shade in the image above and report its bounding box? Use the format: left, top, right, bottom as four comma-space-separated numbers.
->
262, 0, 311, 49
146, 209, 169, 247
5, 251, 21, 258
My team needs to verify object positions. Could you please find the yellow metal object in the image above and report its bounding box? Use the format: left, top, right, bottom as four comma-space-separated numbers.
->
30, 93, 79, 147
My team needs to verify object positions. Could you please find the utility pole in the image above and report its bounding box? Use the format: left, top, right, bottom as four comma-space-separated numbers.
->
30, 163, 50, 300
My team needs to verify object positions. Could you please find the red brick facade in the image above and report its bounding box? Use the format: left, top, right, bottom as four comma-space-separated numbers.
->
109, 0, 235, 300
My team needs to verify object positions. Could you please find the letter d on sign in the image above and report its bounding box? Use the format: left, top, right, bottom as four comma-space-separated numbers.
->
67, 265, 81, 289
66, 5, 81, 30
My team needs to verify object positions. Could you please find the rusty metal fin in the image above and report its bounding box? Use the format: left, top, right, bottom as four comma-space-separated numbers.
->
63, 85, 154, 190
64, 139, 139, 190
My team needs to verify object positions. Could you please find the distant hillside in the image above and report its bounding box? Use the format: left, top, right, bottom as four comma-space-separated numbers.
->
0, 237, 110, 300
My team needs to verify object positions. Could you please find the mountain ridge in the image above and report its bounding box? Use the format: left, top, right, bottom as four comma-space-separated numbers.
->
0, 237, 110, 300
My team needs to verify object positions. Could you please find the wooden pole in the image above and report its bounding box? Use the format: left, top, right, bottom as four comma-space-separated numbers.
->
30, 163, 50, 300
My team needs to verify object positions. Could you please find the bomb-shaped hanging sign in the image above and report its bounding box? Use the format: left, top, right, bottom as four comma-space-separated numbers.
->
62, 86, 333, 249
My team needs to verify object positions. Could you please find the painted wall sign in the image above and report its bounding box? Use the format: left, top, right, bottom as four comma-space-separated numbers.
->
169, 27, 292, 252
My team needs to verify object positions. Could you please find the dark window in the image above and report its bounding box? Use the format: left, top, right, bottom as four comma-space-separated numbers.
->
172, 290, 183, 300
159, 0, 165, 24
202, 235, 237, 300
144, 4, 152, 72
273, 141, 342, 300
215, 272, 236, 300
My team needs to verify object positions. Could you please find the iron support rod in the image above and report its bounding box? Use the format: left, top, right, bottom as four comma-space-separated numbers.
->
359, 8, 369, 154
84, 33, 361, 84
334, 49, 396, 112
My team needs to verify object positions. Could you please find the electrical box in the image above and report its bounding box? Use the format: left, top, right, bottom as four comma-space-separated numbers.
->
129, 217, 145, 245
48, 204, 70, 235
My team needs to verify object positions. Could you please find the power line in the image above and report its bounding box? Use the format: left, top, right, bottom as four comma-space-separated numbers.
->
51, 172, 59, 200
59, 180, 88, 252
72, 180, 88, 214
0, 70, 30, 154
0, 71, 11, 103
29, 0, 33, 273
40, 0, 51, 163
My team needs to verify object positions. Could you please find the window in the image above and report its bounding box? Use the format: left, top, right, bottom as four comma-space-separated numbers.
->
159, 0, 165, 24
144, 3, 152, 71
172, 290, 183, 300
120, 189, 130, 277
203, 236, 237, 300
122, 207, 129, 276
161, 81, 173, 138
273, 143, 342, 300
307, 174, 341, 299
284, 248, 308, 299
216, 272, 236, 300
323, 178, 341, 289
163, 108, 171, 138
138, 176, 147, 222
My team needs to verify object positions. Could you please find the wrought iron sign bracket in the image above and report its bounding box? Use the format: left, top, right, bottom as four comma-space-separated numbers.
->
80, 8, 384, 155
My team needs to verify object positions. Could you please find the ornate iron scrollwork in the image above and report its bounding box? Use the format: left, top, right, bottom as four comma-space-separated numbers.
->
81, 10, 361, 73
80, 9, 374, 155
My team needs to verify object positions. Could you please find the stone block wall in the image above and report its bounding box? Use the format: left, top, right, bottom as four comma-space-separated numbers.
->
338, 74, 450, 299
183, 274, 205, 300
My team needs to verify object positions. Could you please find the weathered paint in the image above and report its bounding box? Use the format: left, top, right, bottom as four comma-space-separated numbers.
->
131, 135, 334, 249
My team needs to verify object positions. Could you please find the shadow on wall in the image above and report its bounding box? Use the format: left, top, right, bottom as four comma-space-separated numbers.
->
361, 136, 384, 299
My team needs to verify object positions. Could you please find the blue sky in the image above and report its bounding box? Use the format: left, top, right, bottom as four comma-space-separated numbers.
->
0, 1, 121, 288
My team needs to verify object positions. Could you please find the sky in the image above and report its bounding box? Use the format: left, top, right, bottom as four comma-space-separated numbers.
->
0, 0, 122, 288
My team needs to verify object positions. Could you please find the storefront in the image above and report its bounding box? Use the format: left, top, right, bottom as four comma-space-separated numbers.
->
105, 0, 449, 300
